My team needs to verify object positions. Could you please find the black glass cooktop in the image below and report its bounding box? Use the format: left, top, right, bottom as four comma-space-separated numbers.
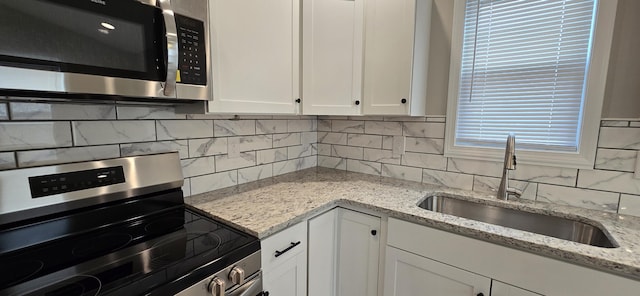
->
0, 191, 259, 296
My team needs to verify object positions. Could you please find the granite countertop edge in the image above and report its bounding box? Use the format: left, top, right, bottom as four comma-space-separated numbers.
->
185, 167, 640, 281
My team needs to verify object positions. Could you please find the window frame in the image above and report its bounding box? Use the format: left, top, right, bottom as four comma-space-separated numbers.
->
444, 0, 619, 169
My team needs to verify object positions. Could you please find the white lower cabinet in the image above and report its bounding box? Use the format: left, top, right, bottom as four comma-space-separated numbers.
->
491, 281, 541, 296
384, 246, 541, 296
337, 208, 381, 296
308, 208, 338, 295
386, 218, 640, 296
261, 221, 307, 296
384, 246, 490, 296
308, 208, 381, 296
263, 214, 639, 296
263, 253, 307, 296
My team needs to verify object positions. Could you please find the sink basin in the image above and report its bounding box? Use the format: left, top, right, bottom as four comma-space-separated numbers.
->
418, 195, 617, 248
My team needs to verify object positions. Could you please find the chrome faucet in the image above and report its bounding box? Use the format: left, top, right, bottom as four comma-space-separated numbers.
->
497, 134, 521, 200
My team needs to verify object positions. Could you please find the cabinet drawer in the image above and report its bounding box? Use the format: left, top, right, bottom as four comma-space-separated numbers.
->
261, 221, 307, 269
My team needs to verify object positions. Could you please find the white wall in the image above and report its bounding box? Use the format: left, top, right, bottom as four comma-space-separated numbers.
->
425, 0, 453, 116
602, 0, 640, 119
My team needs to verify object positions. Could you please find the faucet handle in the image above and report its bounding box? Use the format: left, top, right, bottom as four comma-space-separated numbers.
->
506, 187, 523, 200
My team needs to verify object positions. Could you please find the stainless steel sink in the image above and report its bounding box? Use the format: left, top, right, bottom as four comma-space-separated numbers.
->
418, 195, 617, 248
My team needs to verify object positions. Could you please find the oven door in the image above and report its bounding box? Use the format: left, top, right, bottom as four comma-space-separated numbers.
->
0, 0, 180, 99
228, 271, 264, 296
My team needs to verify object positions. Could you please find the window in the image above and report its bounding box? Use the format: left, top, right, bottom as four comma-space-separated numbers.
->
445, 0, 618, 169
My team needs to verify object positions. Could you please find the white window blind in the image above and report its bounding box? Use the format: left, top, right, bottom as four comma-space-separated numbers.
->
455, 0, 597, 152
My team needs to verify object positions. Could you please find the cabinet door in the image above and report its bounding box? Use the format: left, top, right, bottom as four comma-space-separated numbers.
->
302, 0, 363, 115
308, 209, 338, 296
491, 281, 543, 296
263, 252, 307, 296
362, 0, 431, 116
262, 222, 307, 296
384, 246, 491, 296
363, 0, 415, 115
209, 0, 299, 114
336, 208, 380, 296
308, 208, 381, 296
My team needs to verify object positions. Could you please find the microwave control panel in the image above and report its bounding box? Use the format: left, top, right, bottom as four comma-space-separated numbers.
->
176, 14, 206, 85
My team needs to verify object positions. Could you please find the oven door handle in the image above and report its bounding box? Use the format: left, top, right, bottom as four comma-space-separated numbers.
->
229, 271, 264, 296
157, 0, 178, 97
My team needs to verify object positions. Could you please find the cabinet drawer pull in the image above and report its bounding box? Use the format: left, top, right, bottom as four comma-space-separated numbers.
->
274, 241, 301, 258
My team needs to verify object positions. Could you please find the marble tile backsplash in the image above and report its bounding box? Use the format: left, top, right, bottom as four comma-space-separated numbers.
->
0, 99, 317, 197
0, 122, 73, 151
1, 98, 638, 217
0, 103, 8, 120
318, 116, 640, 217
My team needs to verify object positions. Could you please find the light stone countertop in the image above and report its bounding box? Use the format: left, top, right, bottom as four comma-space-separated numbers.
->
186, 167, 640, 280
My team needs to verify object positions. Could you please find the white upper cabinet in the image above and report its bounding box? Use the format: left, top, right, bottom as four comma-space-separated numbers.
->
363, 0, 431, 116
302, 0, 364, 115
208, 0, 300, 114
198, 0, 433, 116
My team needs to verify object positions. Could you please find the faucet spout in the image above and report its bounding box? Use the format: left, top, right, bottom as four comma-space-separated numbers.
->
497, 134, 517, 200
503, 134, 516, 170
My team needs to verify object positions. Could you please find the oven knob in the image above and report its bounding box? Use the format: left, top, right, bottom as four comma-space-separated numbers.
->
208, 277, 225, 296
229, 266, 246, 285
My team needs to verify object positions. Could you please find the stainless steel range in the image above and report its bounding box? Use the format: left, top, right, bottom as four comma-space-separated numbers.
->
0, 152, 264, 296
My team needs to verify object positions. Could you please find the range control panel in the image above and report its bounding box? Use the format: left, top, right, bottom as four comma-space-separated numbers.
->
176, 14, 206, 85
29, 166, 126, 198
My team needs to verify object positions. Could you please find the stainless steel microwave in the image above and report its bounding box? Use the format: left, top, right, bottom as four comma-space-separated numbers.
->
0, 0, 208, 101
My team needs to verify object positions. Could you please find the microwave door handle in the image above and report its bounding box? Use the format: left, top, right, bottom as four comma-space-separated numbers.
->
157, 0, 178, 97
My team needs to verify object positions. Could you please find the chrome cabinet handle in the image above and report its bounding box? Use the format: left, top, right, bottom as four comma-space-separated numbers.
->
157, 0, 178, 97
274, 241, 301, 258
